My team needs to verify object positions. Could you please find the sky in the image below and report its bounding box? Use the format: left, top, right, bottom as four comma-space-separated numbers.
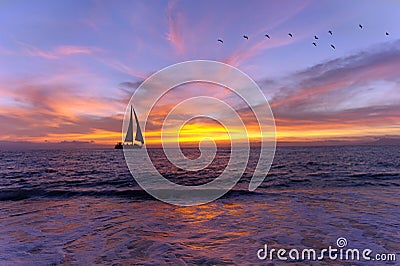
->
0, 0, 399, 146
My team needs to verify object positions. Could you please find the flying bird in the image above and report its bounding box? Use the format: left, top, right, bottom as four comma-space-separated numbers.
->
312, 42, 317, 46
328, 30, 332, 35
243, 35, 249, 40
314, 35, 319, 40
386, 32, 389, 36
265, 34, 270, 39
331, 44, 336, 49
288, 33, 293, 37
359, 24, 363, 29
218, 39, 223, 43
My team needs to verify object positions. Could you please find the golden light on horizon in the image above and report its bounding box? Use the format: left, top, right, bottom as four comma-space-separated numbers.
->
5, 119, 397, 146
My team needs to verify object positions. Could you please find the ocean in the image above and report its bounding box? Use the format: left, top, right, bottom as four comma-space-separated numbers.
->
0, 146, 399, 265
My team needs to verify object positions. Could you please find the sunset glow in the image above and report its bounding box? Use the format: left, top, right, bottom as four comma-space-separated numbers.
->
0, 0, 399, 147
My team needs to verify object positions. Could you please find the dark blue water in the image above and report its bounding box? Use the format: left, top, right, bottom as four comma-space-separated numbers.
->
0, 146, 399, 264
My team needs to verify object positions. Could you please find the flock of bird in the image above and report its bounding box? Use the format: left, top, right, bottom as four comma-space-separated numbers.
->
217, 24, 390, 50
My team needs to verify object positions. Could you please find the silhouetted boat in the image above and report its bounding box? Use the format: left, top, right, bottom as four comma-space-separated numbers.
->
114, 142, 123, 149
115, 105, 144, 149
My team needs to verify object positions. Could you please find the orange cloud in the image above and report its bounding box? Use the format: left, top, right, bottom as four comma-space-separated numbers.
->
2, 38, 400, 147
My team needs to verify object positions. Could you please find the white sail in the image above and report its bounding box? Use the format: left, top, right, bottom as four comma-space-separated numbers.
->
124, 106, 134, 143
133, 107, 144, 145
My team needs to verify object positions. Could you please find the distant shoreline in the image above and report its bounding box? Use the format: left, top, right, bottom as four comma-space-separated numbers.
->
1, 137, 399, 150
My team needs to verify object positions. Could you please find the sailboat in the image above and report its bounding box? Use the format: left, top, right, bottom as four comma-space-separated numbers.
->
115, 105, 144, 149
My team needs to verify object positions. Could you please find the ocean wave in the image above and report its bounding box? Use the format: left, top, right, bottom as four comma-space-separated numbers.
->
1, 147, 399, 201
0, 188, 264, 201
0, 188, 150, 201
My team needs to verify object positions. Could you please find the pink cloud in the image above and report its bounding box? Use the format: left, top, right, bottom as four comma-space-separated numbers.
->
270, 43, 400, 109
224, 36, 293, 67
165, 0, 185, 54
18, 41, 59, 59
17, 41, 101, 59
81, 0, 108, 31
96, 57, 149, 80
54, 45, 99, 55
